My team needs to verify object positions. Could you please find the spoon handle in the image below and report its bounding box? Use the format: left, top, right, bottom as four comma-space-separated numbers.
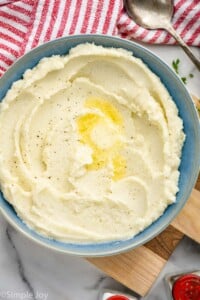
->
165, 25, 200, 71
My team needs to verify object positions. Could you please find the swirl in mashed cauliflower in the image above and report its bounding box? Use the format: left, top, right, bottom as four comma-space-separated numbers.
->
0, 44, 185, 242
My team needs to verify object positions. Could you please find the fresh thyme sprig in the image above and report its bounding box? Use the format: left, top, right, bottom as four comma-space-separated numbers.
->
172, 59, 194, 85
172, 59, 180, 74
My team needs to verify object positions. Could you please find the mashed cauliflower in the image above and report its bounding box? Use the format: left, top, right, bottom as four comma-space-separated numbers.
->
0, 44, 185, 242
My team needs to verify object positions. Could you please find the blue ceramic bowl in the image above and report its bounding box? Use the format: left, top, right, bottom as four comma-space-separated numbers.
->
0, 35, 200, 256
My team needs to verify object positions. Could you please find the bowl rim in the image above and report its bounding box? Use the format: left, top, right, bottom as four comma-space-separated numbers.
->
0, 34, 200, 256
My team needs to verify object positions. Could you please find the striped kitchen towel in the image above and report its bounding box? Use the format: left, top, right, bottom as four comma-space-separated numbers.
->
118, 0, 200, 46
0, 0, 199, 77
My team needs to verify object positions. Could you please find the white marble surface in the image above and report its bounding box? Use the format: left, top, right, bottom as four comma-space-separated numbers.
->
0, 44, 199, 300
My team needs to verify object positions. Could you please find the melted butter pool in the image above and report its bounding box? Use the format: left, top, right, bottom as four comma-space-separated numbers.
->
77, 98, 126, 180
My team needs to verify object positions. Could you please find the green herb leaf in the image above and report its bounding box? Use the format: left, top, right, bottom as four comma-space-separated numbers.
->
189, 73, 194, 78
181, 77, 187, 84
172, 59, 180, 74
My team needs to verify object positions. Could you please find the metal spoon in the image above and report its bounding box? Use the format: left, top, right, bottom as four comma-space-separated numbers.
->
124, 0, 200, 71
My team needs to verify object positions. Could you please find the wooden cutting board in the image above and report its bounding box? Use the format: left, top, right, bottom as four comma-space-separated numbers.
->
87, 178, 200, 297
